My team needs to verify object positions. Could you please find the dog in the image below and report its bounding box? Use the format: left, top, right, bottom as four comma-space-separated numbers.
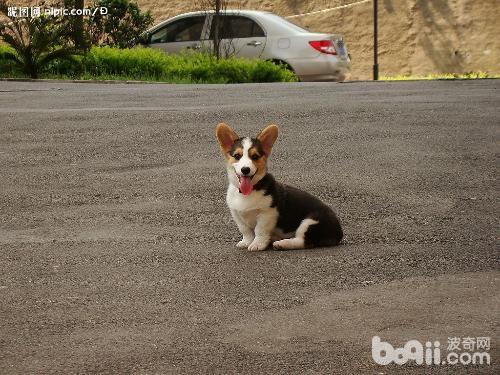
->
216, 123, 343, 251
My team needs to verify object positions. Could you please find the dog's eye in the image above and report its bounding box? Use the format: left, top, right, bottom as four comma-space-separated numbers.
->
233, 154, 242, 160
251, 154, 260, 160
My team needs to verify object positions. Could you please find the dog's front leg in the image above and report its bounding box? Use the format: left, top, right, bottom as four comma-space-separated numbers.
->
248, 210, 277, 251
230, 209, 255, 248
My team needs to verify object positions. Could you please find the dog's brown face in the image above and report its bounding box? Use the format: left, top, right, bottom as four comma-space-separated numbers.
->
216, 123, 279, 195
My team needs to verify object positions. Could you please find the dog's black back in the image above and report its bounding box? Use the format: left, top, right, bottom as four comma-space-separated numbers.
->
255, 173, 343, 247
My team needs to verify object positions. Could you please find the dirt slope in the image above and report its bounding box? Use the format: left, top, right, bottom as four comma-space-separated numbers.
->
137, 0, 500, 80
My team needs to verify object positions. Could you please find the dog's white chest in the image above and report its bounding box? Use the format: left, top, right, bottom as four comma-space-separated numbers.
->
226, 185, 272, 211
226, 185, 274, 227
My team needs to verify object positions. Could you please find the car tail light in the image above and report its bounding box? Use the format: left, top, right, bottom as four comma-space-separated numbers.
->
309, 40, 337, 55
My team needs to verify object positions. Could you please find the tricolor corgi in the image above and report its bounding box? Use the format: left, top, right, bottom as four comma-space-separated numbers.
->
216, 123, 343, 251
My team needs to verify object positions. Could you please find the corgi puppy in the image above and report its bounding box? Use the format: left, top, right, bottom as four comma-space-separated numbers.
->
216, 123, 343, 251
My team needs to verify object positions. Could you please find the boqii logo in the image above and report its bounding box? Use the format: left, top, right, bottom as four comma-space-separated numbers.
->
372, 336, 491, 366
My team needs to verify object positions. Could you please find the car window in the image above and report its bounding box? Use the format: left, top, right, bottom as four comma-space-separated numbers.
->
210, 16, 265, 39
150, 16, 205, 43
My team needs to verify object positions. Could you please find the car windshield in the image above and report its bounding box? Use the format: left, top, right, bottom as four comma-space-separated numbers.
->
265, 13, 310, 32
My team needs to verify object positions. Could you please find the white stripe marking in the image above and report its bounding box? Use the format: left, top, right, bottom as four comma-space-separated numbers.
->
272, 218, 319, 250
286, 0, 371, 19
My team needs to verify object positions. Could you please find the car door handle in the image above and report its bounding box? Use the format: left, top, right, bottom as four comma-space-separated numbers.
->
247, 41, 262, 46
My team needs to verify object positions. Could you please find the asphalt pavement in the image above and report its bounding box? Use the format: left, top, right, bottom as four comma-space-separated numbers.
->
0, 79, 498, 374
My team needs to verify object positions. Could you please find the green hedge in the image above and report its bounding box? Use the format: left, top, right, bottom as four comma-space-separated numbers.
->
0, 45, 19, 76
0, 45, 297, 83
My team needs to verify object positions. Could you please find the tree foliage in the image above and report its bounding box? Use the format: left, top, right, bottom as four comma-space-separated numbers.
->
88, 0, 153, 48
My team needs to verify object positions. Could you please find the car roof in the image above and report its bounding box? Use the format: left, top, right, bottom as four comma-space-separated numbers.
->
151, 9, 272, 26
148, 9, 312, 35
178, 10, 273, 16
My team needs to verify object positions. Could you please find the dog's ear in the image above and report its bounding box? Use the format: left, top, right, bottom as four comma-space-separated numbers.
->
257, 124, 279, 156
216, 123, 239, 154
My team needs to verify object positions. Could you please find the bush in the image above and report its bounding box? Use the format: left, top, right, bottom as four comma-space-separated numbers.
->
0, 1, 80, 78
0, 44, 15, 73
21, 46, 298, 83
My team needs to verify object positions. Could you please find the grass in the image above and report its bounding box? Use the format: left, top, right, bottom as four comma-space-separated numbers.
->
0, 45, 298, 84
3, 44, 498, 83
381, 72, 500, 81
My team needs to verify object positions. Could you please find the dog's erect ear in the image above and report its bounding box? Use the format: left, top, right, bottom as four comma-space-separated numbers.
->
216, 123, 239, 154
257, 124, 279, 156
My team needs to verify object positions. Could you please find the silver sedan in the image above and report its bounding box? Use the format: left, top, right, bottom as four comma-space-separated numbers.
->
142, 10, 351, 82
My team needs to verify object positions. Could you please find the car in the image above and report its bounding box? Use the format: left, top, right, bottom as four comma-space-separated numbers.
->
139, 10, 351, 82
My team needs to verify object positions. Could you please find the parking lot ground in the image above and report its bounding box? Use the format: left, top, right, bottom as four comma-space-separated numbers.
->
0, 80, 498, 373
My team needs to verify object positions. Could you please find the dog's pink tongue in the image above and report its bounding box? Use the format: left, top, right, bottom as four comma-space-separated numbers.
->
239, 176, 253, 196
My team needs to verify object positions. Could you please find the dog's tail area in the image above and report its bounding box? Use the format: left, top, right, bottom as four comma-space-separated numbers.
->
304, 209, 343, 247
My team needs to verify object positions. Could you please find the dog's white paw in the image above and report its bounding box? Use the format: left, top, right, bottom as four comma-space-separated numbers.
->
273, 238, 305, 250
247, 238, 270, 251
272, 240, 285, 250
236, 238, 253, 248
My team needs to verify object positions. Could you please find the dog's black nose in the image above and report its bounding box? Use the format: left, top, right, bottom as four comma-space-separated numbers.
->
241, 167, 251, 175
